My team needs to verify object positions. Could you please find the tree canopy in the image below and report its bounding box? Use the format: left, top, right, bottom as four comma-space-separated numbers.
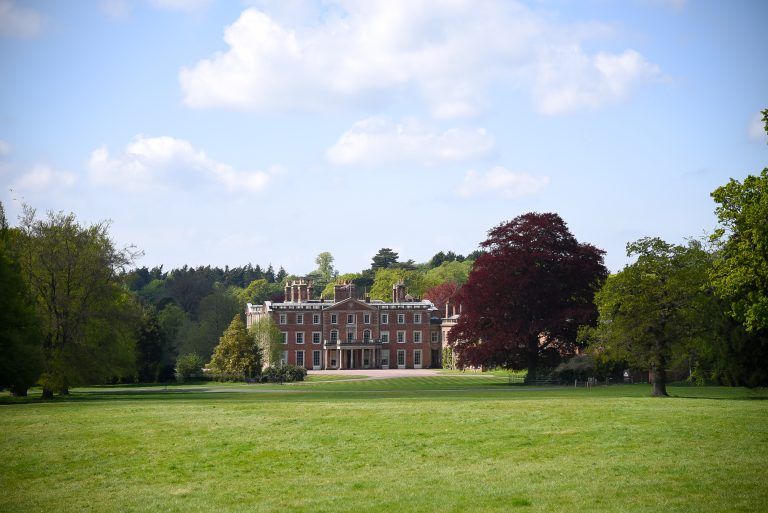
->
209, 315, 263, 380
448, 213, 607, 373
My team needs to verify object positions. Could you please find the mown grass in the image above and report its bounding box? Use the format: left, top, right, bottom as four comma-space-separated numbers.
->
1, 378, 766, 513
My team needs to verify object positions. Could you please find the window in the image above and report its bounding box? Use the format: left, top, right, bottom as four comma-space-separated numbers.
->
296, 314, 304, 325
381, 331, 390, 343
296, 332, 304, 344
296, 350, 305, 367
347, 313, 355, 324
331, 314, 338, 324
330, 330, 338, 343
381, 313, 389, 324
381, 350, 389, 367
413, 331, 422, 343
363, 313, 370, 324
281, 351, 288, 366
312, 332, 321, 344
397, 349, 406, 368
414, 313, 422, 323
431, 331, 439, 343
313, 350, 321, 368
279, 314, 287, 325
397, 330, 406, 343
347, 331, 354, 343
313, 314, 320, 324
281, 332, 288, 344
363, 329, 371, 342
397, 313, 405, 324
414, 349, 422, 368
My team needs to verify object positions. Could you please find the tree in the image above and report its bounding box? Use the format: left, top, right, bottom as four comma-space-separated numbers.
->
249, 317, 283, 367
238, 278, 275, 306
587, 238, 715, 396
448, 213, 607, 375
423, 260, 472, 290
315, 252, 337, 282
320, 273, 362, 299
209, 315, 263, 380
371, 248, 399, 270
0, 203, 43, 396
710, 166, 768, 333
16, 207, 139, 397
424, 282, 460, 315
178, 286, 240, 359
135, 307, 175, 382
174, 352, 203, 382
369, 268, 425, 301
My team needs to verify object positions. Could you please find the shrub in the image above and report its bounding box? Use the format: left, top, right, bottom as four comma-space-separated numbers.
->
260, 364, 307, 383
174, 353, 203, 382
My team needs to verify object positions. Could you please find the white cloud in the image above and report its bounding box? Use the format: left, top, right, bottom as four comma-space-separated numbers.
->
326, 117, 494, 166
0, 140, 11, 156
748, 112, 767, 143
88, 135, 277, 194
180, 1, 661, 118
15, 164, 77, 191
0, 0, 43, 38
457, 166, 549, 199
100, 0, 132, 20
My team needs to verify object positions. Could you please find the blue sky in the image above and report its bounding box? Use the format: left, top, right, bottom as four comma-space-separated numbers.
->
1, 0, 766, 275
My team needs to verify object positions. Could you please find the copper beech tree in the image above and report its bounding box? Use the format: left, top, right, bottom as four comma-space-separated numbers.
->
448, 213, 607, 375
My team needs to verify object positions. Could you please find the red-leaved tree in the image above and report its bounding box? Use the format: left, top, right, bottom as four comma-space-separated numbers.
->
448, 213, 607, 374
424, 282, 460, 316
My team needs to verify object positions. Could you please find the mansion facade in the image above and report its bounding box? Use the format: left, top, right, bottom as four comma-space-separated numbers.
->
246, 279, 450, 370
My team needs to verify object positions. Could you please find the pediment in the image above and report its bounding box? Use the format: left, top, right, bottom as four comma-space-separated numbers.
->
323, 297, 378, 311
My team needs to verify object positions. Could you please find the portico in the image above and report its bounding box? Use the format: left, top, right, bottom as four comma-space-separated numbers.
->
323, 341, 383, 370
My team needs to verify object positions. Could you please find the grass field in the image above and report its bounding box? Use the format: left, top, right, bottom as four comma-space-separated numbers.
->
2, 377, 767, 513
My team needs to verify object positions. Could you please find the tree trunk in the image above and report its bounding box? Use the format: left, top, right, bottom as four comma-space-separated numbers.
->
41, 387, 54, 399
650, 366, 668, 397
524, 335, 540, 384
10, 384, 28, 397
58, 386, 69, 396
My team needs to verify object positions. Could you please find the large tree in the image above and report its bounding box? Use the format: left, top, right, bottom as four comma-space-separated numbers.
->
448, 213, 607, 375
16, 207, 139, 397
371, 248, 399, 270
587, 238, 718, 396
209, 315, 263, 380
710, 165, 768, 332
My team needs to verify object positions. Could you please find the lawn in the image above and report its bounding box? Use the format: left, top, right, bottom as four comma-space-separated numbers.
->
1, 378, 766, 513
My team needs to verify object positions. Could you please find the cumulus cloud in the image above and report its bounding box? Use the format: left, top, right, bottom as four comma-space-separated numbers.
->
180, 1, 661, 117
457, 166, 549, 199
88, 135, 277, 193
326, 117, 494, 166
15, 164, 77, 191
0, 0, 43, 38
748, 112, 767, 143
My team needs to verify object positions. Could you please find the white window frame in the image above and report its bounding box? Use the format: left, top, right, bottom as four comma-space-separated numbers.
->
381, 313, 389, 324
431, 331, 439, 343
312, 350, 321, 369
363, 313, 371, 324
279, 313, 287, 325
414, 313, 422, 324
397, 330, 406, 343
281, 332, 288, 344
347, 331, 354, 343
296, 314, 304, 325
397, 313, 405, 324
330, 330, 338, 343
347, 313, 355, 325
381, 349, 390, 369
397, 349, 406, 369
281, 351, 288, 366
296, 350, 305, 368
380, 331, 390, 343
296, 332, 305, 344
312, 331, 321, 344
313, 314, 320, 324
413, 330, 422, 343
363, 329, 371, 342
414, 349, 422, 369
331, 314, 338, 324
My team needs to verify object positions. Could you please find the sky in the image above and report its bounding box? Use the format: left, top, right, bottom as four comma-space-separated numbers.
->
1, 0, 766, 276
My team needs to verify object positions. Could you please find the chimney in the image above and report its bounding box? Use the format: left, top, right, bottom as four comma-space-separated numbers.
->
392, 280, 406, 303
333, 281, 355, 302
445, 302, 449, 318
284, 283, 291, 302
365, 294, 370, 303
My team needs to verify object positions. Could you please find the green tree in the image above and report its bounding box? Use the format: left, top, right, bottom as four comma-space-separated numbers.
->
174, 352, 203, 382
588, 238, 713, 396
320, 273, 362, 299
710, 166, 768, 333
177, 287, 240, 359
315, 251, 337, 282
250, 317, 283, 367
135, 307, 176, 383
369, 268, 425, 301
209, 315, 263, 380
423, 260, 472, 290
371, 248, 399, 270
238, 278, 274, 306
16, 206, 139, 397
0, 203, 43, 396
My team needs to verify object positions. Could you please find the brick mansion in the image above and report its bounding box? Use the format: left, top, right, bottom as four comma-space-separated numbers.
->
246, 279, 459, 370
